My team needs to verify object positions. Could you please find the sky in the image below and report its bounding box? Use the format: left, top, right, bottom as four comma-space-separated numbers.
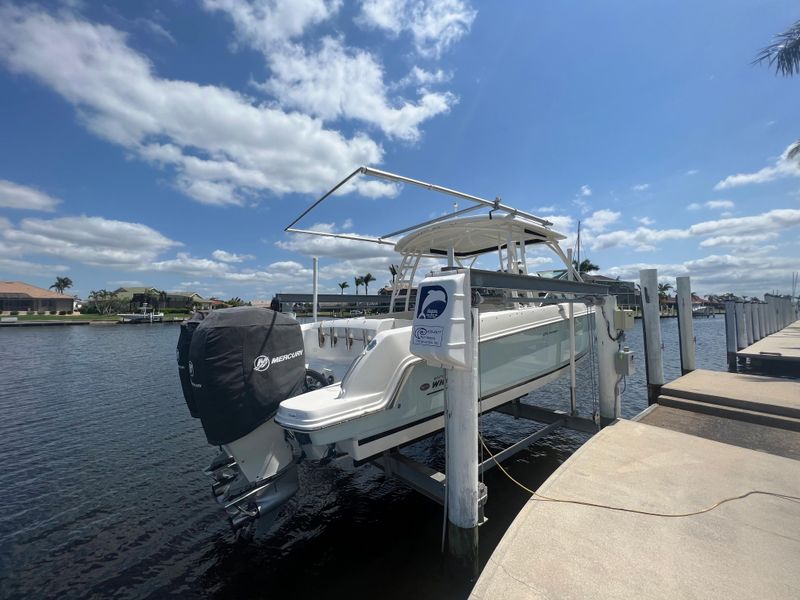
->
0, 0, 799, 301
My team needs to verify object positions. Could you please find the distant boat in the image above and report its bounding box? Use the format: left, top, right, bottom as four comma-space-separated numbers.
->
117, 303, 164, 323
692, 305, 714, 317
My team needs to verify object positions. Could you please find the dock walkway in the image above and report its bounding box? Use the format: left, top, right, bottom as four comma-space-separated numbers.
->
738, 319, 800, 370
473, 365, 800, 598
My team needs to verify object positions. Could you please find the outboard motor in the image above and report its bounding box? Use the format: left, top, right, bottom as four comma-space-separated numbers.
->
179, 307, 308, 531
176, 312, 205, 418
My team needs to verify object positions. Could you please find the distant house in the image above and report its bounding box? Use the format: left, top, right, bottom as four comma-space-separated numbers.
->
0, 281, 74, 314
166, 292, 212, 310
113, 287, 211, 310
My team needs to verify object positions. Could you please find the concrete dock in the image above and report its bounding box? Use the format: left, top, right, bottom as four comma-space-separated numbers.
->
473, 366, 800, 598
738, 319, 800, 371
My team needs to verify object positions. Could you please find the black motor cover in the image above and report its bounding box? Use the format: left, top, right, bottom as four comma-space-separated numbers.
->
176, 312, 205, 418
188, 307, 306, 445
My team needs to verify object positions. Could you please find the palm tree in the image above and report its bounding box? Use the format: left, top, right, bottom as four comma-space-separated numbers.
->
754, 20, 800, 158
362, 273, 376, 295
49, 276, 73, 294
354, 276, 364, 295
657, 282, 673, 302
227, 297, 245, 307
572, 259, 599, 274
338, 281, 349, 295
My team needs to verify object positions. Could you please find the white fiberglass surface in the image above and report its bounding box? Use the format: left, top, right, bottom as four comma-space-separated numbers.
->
281, 309, 590, 439
479, 314, 589, 397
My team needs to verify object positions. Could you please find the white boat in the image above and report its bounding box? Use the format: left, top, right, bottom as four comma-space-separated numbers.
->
178, 168, 597, 531
118, 303, 164, 323
692, 304, 714, 317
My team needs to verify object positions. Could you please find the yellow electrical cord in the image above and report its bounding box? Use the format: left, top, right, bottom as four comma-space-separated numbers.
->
479, 434, 800, 518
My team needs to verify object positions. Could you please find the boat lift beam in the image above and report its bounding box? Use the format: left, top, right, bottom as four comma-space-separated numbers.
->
466, 268, 609, 296
372, 402, 597, 508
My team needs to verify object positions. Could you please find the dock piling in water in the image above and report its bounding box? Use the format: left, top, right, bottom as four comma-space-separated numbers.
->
594, 295, 620, 421
724, 301, 737, 371
639, 269, 664, 404
676, 276, 695, 375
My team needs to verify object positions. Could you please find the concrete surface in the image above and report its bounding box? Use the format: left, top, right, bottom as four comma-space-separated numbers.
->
639, 404, 800, 460
660, 369, 800, 418
471, 419, 800, 600
738, 319, 800, 365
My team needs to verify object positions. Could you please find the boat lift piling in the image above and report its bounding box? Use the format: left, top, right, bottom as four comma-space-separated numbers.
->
405, 268, 620, 578
639, 269, 665, 404
676, 276, 696, 375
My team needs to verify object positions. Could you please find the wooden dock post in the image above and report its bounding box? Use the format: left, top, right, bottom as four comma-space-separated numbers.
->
752, 300, 762, 342
758, 302, 767, 338
676, 276, 696, 374
312, 257, 319, 322
724, 301, 737, 371
639, 269, 664, 404
444, 302, 480, 580
594, 295, 620, 421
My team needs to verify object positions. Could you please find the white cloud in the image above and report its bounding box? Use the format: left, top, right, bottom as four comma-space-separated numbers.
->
259, 37, 456, 141
0, 6, 392, 205
533, 205, 556, 213
705, 199, 734, 210
202, 0, 341, 47
2, 215, 181, 267
589, 208, 800, 252
636, 216, 655, 225
0, 179, 60, 211
714, 144, 800, 190
688, 208, 800, 237
685, 169, 699, 176
357, 0, 476, 58
631, 183, 649, 192
0, 257, 69, 275
579, 185, 592, 197
698, 233, 778, 248
604, 252, 799, 297
687, 202, 702, 210
591, 226, 689, 252
212, 249, 255, 263
585, 209, 620, 233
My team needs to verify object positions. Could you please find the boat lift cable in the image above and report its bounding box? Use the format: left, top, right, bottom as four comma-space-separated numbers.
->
478, 434, 800, 518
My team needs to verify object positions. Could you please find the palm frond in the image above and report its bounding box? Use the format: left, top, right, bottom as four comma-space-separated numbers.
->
753, 20, 800, 76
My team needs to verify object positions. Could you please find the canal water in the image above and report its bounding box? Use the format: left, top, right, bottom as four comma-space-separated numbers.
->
0, 316, 726, 599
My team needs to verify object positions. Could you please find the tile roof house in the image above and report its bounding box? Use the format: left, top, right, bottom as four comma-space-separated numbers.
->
0, 281, 75, 313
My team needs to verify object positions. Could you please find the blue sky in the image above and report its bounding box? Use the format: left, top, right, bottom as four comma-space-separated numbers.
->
1, 0, 799, 301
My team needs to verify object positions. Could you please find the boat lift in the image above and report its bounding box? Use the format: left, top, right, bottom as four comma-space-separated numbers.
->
285, 167, 633, 573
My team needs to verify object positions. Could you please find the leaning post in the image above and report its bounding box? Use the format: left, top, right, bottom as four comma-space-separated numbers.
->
734, 301, 747, 351
724, 301, 737, 371
639, 269, 664, 404
676, 276, 696, 374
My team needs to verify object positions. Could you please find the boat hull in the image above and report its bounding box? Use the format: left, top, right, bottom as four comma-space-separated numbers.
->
278, 305, 591, 462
